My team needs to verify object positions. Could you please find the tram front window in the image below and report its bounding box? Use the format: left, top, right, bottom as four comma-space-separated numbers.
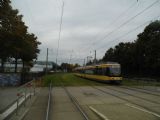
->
109, 66, 121, 76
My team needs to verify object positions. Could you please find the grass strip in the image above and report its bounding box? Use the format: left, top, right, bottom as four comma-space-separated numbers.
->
42, 73, 105, 86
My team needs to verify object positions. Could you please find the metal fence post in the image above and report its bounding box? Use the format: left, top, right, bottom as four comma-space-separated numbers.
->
24, 87, 26, 107
34, 78, 36, 96
16, 95, 19, 115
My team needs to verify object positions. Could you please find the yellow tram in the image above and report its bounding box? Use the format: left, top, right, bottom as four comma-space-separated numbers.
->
74, 62, 122, 84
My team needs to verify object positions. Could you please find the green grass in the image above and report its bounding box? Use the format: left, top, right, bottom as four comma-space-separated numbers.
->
42, 73, 105, 86
43, 73, 160, 87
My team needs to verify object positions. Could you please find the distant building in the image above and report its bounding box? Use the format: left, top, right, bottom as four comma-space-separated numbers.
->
30, 61, 56, 72
0, 61, 56, 73
0, 62, 24, 72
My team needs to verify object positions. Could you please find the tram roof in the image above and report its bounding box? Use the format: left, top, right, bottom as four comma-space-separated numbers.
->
75, 63, 120, 70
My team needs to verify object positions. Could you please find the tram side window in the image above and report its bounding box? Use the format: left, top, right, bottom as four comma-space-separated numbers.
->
105, 68, 110, 76
97, 68, 102, 75
93, 69, 97, 74
101, 68, 105, 75
79, 70, 82, 73
95, 68, 98, 75
95, 67, 103, 75
94, 68, 107, 75
79, 69, 84, 73
85, 69, 94, 74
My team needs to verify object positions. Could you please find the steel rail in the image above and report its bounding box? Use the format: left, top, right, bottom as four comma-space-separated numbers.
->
131, 86, 160, 94
105, 86, 160, 104
64, 87, 89, 120
92, 86, 160, 115
45, 83, 52, 120
60, 81, 89, 120
120, 86, 160, 97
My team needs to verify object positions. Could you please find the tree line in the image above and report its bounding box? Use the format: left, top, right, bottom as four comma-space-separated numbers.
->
102, 20, 160, 77
0, 0, 41, 73
60, 63, 80, 72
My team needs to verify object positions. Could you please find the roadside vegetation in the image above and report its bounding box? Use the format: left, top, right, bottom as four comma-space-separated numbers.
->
0, 0, 41, 73
43, 73, 160, 87
101, 20, 160, 77
42, 73, 105, 86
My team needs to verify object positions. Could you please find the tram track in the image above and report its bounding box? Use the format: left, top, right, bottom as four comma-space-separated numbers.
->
63, 87, 89, 120
120, 86, 160, 97
105, 86, 160, 105
91, 86, 160, 115
134, 86, 160, 93
59, 81, 90, 120
45, 83, 52, 120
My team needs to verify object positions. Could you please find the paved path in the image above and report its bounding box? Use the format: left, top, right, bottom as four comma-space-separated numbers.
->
23, 88, 48, 120
0, 80, 36, 114
0, 87, 18, 113
67, 86, 160, 120
50, 87, 85, 120
8, 86, 160, 120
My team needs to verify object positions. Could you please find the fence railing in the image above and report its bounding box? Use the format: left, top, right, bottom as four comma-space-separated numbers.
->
0, 79, 38, 120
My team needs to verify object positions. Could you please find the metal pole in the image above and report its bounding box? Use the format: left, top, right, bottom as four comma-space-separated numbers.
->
30, 87, 31, 99
46, 48, 48, 74
24, 88, 26, 107
94, 50, 96, 64
16, 96, 19, 115
69, 50, 73, 65
55, 1, 64, 72
83, 59, 85, 66
46, 83, 51, 120
34, 79, 36, 96
86, 57, 88, 64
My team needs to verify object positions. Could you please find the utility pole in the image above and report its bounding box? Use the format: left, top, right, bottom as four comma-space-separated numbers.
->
87, 56, 89, 64
69, 50, 73, 64
83, 58, 86, 66
46, 48, 48, 74
94, 50, 96, 64
55, 1, 64, 72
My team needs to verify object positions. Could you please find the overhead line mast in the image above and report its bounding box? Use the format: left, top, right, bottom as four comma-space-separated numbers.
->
55, 1, 64, 71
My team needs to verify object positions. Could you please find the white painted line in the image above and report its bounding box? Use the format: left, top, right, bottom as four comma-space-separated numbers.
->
89, 106, 110, 120
126, 103, 160, 118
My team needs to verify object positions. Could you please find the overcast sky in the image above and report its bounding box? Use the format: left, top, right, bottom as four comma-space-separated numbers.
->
12, 0, 160, 65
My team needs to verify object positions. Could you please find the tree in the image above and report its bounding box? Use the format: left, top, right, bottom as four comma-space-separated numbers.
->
102, 48, 115, 62
21, 33, 40, 67
0, 0, 12, 72
135, 20, 160, 75
0, 0, 41, 73
102, 20, 160, 76
60, 63, 80, 72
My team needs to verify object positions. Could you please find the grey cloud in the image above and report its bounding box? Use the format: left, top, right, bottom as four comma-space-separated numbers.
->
12, 0, 160, 65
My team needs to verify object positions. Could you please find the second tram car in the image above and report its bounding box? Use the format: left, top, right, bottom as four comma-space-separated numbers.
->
74, 63, 122, 84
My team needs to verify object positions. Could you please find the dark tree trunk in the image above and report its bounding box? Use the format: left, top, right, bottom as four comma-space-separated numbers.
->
0, 59, 5, 73
22, 60, 24, 71
15, 57, 17, 73
21, 60, 25, 84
